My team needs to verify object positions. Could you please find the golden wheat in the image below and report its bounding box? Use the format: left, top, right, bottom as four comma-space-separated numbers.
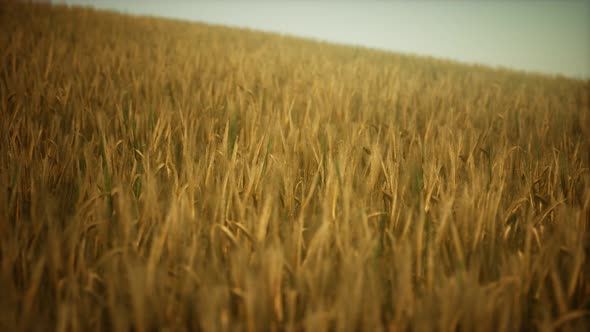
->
1, 2, 589, 331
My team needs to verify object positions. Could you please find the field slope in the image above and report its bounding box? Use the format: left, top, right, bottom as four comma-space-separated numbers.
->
1, 2, 589, 331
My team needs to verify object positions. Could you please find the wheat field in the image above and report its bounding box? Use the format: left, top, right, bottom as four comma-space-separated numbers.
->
1, 2, 589, 331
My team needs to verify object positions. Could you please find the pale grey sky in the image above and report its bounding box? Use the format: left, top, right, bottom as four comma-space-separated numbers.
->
54, 1, 590, 79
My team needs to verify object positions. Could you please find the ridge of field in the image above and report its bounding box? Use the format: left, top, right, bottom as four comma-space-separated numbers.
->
1, 2, 589, 331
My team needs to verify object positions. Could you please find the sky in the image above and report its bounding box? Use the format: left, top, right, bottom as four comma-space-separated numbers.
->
54, 1, 590, 79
